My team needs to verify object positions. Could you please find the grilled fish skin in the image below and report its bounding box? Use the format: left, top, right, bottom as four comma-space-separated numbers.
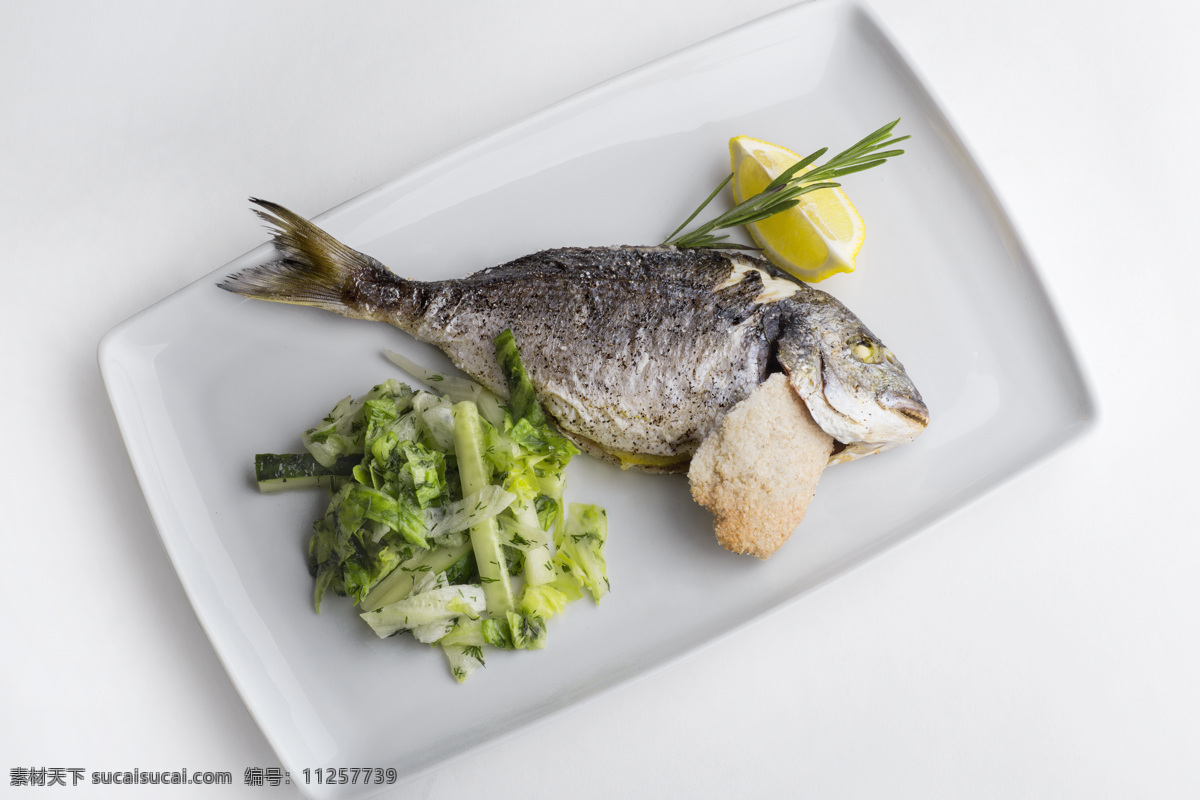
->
219, 199, 928, 471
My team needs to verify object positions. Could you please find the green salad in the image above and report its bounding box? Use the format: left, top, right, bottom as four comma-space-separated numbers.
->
255, 330, 609, 682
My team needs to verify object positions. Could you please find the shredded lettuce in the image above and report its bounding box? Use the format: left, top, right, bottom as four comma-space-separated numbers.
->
425, 485, 517, 539
518, 579, 579, 620
262, 332, 608, 681
494, 329, 546, 425
555, 503, 610, 603
358, 540, 472, 613
384, 349, 507, 428
360, 574, 486, 641
412, 391, 457, 451
301, 379, 414, 468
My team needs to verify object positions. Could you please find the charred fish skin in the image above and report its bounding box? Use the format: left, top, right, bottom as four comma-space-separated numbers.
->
219, 200, 928, 470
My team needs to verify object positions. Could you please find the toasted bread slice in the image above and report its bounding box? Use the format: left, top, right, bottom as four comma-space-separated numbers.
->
689, 373, 834, 558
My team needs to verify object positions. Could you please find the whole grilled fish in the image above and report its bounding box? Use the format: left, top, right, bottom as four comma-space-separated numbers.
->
220, 199, 928, 471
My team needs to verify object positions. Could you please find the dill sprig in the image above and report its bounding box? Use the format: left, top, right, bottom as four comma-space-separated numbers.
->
661, 119, 909, 250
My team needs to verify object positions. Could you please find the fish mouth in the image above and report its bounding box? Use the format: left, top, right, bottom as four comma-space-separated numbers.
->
878, 390, 929, 428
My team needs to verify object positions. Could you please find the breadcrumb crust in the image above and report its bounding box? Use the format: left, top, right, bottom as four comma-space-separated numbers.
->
688, 373, 834, 558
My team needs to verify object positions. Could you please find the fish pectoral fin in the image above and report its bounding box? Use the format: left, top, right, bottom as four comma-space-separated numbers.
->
772, 317, 825, 413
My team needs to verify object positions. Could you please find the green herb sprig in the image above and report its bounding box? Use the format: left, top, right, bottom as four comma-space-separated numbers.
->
661, 119, 909, 250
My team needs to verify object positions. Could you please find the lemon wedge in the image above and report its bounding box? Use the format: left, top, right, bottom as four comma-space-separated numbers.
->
730, 135, 865, 282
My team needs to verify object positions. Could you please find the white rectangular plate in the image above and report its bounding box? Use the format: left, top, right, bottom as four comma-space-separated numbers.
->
99, 1, 1094, 797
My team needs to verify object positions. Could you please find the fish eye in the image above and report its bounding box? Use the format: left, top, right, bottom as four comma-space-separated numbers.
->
851, 340, 882, 364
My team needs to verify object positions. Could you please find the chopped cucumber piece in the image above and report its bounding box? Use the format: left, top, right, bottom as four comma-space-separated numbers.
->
254, 453, 358, 493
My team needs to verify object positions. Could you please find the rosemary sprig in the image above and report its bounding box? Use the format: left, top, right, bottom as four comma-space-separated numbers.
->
661, 119, 909, 249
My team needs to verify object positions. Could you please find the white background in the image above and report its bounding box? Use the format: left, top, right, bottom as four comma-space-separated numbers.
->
3, 1, 1197, 798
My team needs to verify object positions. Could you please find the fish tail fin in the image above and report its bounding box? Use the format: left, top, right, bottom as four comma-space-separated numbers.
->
218, 198, 412, 321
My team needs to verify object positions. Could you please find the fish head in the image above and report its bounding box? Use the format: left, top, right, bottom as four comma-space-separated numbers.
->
776, 294, 929, 464
815, 329, 928, 463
